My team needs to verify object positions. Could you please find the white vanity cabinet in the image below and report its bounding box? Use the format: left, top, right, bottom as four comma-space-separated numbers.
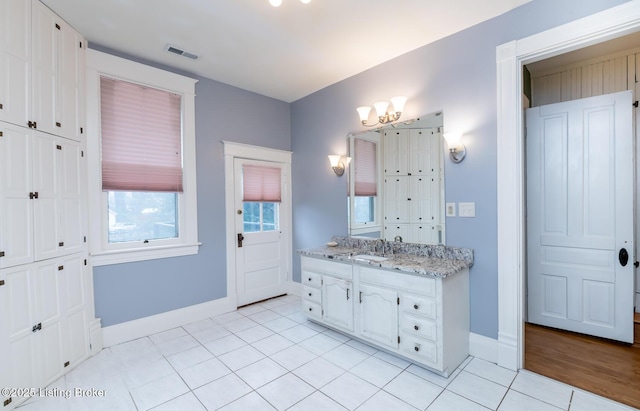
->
301, 255, 469, 376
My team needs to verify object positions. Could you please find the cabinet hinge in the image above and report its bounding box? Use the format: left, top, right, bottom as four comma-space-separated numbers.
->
56, 144, 62, 150
29, 192, 39, 199
84, 236, 87, 243
81, 150, 84, 157
0, 280, 5, 286
56, 122, 61, 128
79, 41, 83, 48
0, 131, 3, 137
55, 23, 60, 30
398, 336, 400, 343
27, 120, 37, 129
0, 103, 3, 110
64, 361, 70, 367
4, 398, 12, 407
0, 251, 4, 257
397, 297, 400, 305
58, 265, 64, 271
58, 241, 64, 247
80, 127, 84, 134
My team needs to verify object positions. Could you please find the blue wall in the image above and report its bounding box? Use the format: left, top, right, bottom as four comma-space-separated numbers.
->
91, 46, 291, 327
290, 0, 630, 339
92, 0, 630, 337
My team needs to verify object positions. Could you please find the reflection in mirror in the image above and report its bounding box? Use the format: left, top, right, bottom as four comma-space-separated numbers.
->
347, 112, 445, 245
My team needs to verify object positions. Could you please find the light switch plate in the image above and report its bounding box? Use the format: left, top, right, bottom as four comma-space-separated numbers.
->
446, 202, 456, 217
459, 202, 476, 217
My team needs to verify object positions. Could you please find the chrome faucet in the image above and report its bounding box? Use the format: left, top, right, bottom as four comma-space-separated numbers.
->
394, 235, 403, 243
375, 238, 385, 254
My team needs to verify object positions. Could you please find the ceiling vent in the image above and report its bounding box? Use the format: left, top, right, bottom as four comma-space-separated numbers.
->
166, 45, 198, 60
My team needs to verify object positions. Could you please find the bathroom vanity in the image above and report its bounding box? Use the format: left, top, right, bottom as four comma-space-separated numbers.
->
298, 237, 472, 377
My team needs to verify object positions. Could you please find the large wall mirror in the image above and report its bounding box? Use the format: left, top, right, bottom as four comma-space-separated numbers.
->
347, 112, 445, 245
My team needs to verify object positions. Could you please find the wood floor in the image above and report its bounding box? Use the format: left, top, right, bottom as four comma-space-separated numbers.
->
524, 315, 640, 409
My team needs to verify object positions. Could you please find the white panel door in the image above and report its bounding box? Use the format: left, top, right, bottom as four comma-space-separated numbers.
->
0, 123, 34, 268
358, 282, 398, 349
322, 276, 354, 332
234, 158, 289, 306
0, 0, 31, 127
32, 131, 59, 260
526, 90, 634, 342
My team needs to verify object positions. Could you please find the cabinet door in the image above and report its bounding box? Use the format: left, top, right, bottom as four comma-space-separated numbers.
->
0, 123, 34, 268
409, 176, 434, 223
358, 282, 398, 349
383, 130, 409, 175
56, 21, 82, 141
0, 0, 31, 127
58, 138, 84, 255
322, 276, 354, 332
408, 129, 439, 176
59, 254, 88, 368
31, 0, 57, 135
32, 132, 59, 260
384, 176, 409, 223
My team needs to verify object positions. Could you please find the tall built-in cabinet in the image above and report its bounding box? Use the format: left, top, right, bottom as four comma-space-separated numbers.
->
382, 128, 444, 244
0, 1, 91, 409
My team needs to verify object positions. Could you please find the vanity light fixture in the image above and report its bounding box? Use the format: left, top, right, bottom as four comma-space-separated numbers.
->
269, 0, 310, 6
356, 96, 407, 127
328, 155, 351, 176
443, 132, 466, 163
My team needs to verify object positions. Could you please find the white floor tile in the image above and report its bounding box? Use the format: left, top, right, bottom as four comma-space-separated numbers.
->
182, 318, 217, 334
427, 390, 491, 411
350, 356, 403, 388
110, 337, 161, 364
178, 357, 231, 390
373, 350, 412, 369
193, 373, 252, 410
322, 329, 351, 343
260, 299, 288, 309
153, 334, 199, 357
358, 390, 419, 411
257, 373, 315, 411
279, 324, 319, 343
569, 389, 639, 411
166, 345, 214, 371
287, 391, 346, 411
203, 334, 247, 356
235, 325, 275, 343
286, 311, 309, 324
302, 320, 329, 333
218, 345, 265, 371
219, 392, 276, 411
237, 304, 267, 316
298, 333, 343, 355
446, 371, 508, 410
498, 390, 564, 411
150, 392, 206, 411
407, 363, 459, 388
345, 339, 378, 355
213, 311, 246, 324
320, 372, 378, 410
270, 344, 317, 370
251, 334, 294, 356
510, 371, 573, 410
248, 310, 282, 323
188, 324, 231, 344
293, 357, 345, 389
262, 316, 299, 333
235, 358, 288, 389
120, 357, 175, 390
384, 370, 443, 409
149, 327, 187, 345
130, 373, 189, 411
321, 344, 370, 370
270, 303, 302, 316
464, 358, 517, 387
222, 317, 260, 333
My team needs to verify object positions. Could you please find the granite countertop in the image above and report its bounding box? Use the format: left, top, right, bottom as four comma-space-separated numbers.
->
298, 237, 473, 279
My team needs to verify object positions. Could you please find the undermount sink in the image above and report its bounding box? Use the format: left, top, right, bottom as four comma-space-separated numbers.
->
353, 254, 389, 262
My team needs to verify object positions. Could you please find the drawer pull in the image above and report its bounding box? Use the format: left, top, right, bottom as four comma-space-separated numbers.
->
414, 325, 419, 331
308, 277, 312, 282
414, 345, 420, 352
413, 304, 419, 310
308, 307, 312, 312
308, 292, 312, 297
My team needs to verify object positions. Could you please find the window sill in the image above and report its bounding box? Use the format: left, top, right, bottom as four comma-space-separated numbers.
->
90, 243, 201, 266
350, 225, 382, 236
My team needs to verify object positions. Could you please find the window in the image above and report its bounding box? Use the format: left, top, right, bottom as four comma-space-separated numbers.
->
242, 164, 281, 233
348, 133, 380, 234
86, 50, 199, 265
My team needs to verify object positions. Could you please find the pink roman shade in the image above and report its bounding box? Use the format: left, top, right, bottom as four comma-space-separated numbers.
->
354, 138, 377, 196
100, 76, 183, 192
243, 165, 282, 202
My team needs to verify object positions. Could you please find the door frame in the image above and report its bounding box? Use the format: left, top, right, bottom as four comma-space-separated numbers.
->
496, 1, 640, 371
222, 141, 293, 308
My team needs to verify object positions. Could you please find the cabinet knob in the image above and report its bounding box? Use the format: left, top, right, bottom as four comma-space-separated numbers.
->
308, 307, 312, 312
414, 325, 419, 331
414, 346, 420, 352
308, 277, 312, 282
308, 292, 312, 297
413, 304, 419, 310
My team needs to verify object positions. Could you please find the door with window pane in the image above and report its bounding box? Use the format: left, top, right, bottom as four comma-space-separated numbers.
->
234, 159, 288, 306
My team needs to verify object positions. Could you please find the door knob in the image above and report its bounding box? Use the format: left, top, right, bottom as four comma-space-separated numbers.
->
619, 248, 629, 266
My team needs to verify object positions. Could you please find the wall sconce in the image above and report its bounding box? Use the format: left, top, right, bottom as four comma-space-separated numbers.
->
357, 96, 407, 127
443, 132, 466, 163
328, 155, 351, 176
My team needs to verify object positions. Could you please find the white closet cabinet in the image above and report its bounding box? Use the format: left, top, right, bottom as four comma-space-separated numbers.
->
0, 123, 85, 268
0, 0, 85, 142
0, 254, 88, 408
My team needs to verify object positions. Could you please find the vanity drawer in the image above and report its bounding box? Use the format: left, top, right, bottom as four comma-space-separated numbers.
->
400, 313, 437, 342
399, 333, 438, 365
400, 293, 436, 319
303, 285, 321, 304
302, 300, 322, 320
302, 271, 322, 288
301, 256, 352, 280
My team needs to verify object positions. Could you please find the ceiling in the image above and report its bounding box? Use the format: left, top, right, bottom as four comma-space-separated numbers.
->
41, 0, 532, 102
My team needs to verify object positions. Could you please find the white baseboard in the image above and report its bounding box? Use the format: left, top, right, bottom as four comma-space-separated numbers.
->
288, 281, 302, 297
102, 297, 236, 347
89, 318, 103, 355
636, 293, 639, 312
469, 332, 498, 364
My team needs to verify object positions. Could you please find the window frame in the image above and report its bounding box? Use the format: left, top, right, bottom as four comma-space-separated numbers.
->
348, 132, 382, 235
86, 50, 199, 266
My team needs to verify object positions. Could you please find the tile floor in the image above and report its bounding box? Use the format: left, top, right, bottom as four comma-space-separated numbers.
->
17, 295, 638, 411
